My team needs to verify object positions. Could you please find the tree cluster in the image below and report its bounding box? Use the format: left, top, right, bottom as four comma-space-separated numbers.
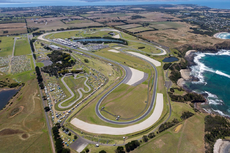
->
163, 62, 172, 70
168, 91, 205, 102
204, 115, 230, 153
125, 140, 140, 152
52, 125, 70, 153
180, 111, 194, 120
158, 119, 179, 133
42, 51, 76, 77
35, 66, 44, 89
115, 146, 125, 153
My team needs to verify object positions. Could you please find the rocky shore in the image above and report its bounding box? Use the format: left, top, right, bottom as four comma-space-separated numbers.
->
177, 50, 198, 88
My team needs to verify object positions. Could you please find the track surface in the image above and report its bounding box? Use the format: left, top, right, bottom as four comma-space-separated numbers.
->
58, 74, 91, 109
38, 29, 162, 125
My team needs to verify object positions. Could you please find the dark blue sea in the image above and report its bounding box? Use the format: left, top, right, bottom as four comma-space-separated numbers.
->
185, 50, 230, 116
0, 1, 230, 9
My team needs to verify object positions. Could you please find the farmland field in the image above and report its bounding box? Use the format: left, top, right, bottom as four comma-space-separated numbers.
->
14, 37, 31, 56
116, 24, 142, 29
0, 23, 27, 35
149, 22, 185, 30
0, 36, 14, 57
127, 26, 155, 33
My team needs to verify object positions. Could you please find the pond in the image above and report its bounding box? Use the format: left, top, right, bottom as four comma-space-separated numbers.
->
163, 57, 179, 62
0, 89, 18, 110
73, 37, 126, 44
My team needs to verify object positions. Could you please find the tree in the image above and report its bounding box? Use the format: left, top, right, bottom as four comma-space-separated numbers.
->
74, 135, 77, 139
115, 146, 125, 153
148, 132, 155, 139
44, 106, 50, 112
84, 59, 89, 63
85, 148, 89, 153
99, 150, 106, 153
142, 135, 148, 142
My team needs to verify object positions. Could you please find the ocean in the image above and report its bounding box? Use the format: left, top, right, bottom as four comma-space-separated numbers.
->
185, 50, 230, 116
0, 1, 230, 9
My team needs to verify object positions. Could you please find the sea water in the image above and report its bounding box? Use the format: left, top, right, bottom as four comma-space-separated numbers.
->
0, 1, 230, 9
216, 33, 230, 39
185, 50, 230, 116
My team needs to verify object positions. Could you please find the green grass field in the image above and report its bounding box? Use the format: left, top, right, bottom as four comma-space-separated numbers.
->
126, 41, 162, 54
101, 83, 149, 120
0, 79, 52, 153
132, 113, 205, 153
14, 38, 31, 56
0, 36, 14, 57
36, 62, 44, 68
11, 70, 35, 83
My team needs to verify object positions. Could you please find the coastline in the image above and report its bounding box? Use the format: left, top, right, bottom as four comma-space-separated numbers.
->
213, 32, 228, 39
0, 85, 21, 92
177, 50, 197, 88
181, 48, 230, 117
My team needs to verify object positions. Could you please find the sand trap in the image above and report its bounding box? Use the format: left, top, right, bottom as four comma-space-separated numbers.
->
114, 47, 121, 49
128, 52, 161, 67
112, 34, 120, 39
124, 67, 146, 86
70, 93, 163, 135
108, 49, 120, 53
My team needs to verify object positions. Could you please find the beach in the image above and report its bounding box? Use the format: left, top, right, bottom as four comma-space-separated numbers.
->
213, 32, 230, 39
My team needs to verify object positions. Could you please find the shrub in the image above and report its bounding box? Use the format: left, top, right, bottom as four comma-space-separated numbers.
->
148, 132, 155, 139
84, 59, 89, 63
142, 135, 148, 142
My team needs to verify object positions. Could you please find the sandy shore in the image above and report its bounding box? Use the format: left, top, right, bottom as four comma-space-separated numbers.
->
185, 50, 196, 59
213, 32, 228, 39
180, 69, 191, 80
0, 87, 19, 92
71, 93, 163, 135
177, 78, 185, 88
214, 139, 230, 153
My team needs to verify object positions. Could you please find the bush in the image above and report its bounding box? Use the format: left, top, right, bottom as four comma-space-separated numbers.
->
85, 148, 89, 153
115, 146, 125, 153
84, 59, 89, 63
180, 111, 194, 120
158, 119, 179, 133
142, 135, 148, 142
44, 106, 50, 112
148, 132, 155, 139
163, 63, 172, 70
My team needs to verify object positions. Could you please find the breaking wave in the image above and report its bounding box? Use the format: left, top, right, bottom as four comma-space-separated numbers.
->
191, 51, 230, 84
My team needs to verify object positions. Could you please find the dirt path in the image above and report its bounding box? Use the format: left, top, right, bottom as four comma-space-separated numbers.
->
22, 91, 37, 132
8, 37, 17, 74
177, 120, 187, 153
